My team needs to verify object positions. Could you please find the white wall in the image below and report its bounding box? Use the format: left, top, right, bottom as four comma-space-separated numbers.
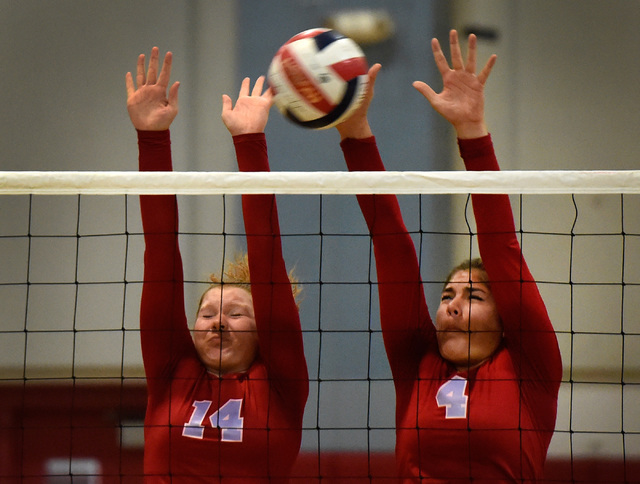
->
0, 0, 239, 378
451, 0, 640, 458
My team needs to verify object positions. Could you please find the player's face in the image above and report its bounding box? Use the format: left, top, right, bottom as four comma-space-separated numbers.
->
435, 269, 502, 371
193, 286, 258, 376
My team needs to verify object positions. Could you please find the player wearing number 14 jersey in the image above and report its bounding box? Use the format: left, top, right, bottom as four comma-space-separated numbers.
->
129, 49, 308, 483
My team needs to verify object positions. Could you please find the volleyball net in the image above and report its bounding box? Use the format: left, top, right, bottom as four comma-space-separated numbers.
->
1, 169, 639, 483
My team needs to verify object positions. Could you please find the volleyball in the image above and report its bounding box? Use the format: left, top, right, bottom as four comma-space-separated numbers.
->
267, 28, 369, 130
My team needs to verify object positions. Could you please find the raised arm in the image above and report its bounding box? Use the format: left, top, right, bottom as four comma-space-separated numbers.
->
461, 138, 562, 387
415, 30, 561, 385
127, 48, 192, 381
337, 65, 432, 387
221, 78, 308, 407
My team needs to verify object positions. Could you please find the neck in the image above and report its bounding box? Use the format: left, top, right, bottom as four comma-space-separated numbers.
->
206, 364, 251, 378
455, 356, 490, 373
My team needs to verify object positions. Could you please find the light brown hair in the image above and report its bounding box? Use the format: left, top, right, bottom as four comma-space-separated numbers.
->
197, 253, 302, 311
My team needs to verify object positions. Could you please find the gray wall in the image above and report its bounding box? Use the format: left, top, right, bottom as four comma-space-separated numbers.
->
1, 0, 639, 459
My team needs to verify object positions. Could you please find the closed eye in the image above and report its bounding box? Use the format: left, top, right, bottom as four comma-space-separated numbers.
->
441, 287, 486, 302
198, 308, 218, 318
440, 288, 455, 302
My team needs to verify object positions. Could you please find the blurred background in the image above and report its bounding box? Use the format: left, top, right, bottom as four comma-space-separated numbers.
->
1, 0, 639, 482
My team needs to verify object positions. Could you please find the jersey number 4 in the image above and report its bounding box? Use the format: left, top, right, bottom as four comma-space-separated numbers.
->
436, 376, 468, 419
182, 399, 244, 442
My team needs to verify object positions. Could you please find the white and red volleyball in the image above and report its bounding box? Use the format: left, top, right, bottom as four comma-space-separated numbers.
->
267, 28, 369, 130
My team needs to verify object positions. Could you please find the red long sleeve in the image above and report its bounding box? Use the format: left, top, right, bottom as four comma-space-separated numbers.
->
341, 136, 432, 402
233, 133, 308, 410
138, 130, 193, 383
460, 135, 562, 388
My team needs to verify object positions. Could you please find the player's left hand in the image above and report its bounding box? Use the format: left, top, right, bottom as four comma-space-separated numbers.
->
413, 30, 496, 139
335, 63, 381, 140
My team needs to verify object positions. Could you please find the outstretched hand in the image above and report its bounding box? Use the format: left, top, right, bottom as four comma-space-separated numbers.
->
335, 63, 381, 140
125, 47, 180, 131
221, 76, 273, 136
413, 30, 496, 139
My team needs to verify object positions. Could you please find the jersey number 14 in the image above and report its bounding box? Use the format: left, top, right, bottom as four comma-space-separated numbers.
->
182, 399, 244, 442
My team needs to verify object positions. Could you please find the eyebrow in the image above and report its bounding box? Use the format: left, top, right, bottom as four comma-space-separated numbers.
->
226, 302, 252, 311
197, 304, 218, 313
200, 300, 251, 310
442, 284, 488, 295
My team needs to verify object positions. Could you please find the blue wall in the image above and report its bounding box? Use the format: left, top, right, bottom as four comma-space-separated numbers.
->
236, 0, 455, 451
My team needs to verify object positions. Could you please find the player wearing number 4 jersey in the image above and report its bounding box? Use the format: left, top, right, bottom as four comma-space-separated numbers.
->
127, 49, 308, 483
336, 31, 562, 482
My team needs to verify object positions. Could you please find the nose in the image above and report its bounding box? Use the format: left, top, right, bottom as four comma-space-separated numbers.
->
210, 315, 226, 331
446, 297, 462, 317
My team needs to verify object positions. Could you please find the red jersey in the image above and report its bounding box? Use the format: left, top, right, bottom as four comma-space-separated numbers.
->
341, 136, 562, 483
138, 131, 308, 483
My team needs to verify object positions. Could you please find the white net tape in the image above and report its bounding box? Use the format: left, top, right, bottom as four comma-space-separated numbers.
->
2, 170, 640, 195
